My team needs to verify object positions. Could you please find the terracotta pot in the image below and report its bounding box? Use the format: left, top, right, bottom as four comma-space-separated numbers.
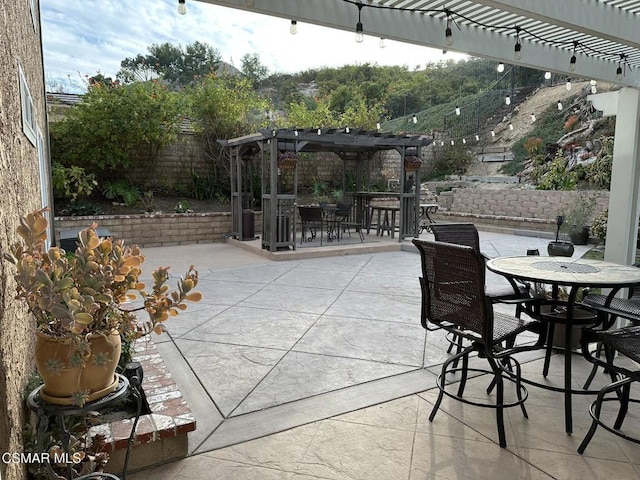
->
35, 330, 122, 406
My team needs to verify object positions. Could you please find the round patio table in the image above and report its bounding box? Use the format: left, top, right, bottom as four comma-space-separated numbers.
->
486, 255, 640, 435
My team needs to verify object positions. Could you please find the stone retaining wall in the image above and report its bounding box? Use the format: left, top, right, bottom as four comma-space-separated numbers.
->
54, 212, 263, 248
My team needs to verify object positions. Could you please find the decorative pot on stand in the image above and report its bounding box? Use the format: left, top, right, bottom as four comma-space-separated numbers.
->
35, 330, 122, 406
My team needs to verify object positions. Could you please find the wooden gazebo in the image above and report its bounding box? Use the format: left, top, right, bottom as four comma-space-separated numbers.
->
219, 128, 432, 251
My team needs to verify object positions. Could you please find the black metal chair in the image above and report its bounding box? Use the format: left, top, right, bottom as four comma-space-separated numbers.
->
335, 202, 364, 242
298, 206, 324, 245
579, 277, 640, 389
413, 239, 545, 448
578, 324, 640, 454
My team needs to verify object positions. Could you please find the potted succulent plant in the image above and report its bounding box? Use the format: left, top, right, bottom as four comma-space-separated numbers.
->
561, 192, 597, 245
4, 208, 202, 406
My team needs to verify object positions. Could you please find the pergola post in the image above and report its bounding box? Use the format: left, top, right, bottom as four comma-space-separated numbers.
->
590, 87, 640, 265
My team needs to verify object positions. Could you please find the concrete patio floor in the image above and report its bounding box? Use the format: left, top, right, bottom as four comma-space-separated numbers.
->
129, 230, 640, 480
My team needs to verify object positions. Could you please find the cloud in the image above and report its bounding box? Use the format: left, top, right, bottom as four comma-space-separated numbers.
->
40, 0, 467, 89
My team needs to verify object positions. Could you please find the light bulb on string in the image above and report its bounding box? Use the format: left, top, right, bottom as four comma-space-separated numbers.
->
513, 27, 522, 60
509, 123, 514, 131
450, 140, 455, 146
440, 141, 445, 147
475, 134, 480, 142
290, 20, 297, 35
376, 122, 381, 130
455, 106, 460, 116
557, 101, 563, 110
530, 113, 536, 122
590, 80, 597, 94
178, 0, 186, 15
294, 129, 298, 137
568, 41, 577, 72
379, 38, 386, 48
317, 128, 322, 135
490, 130, 495, 137
412, 115, 417, 124
544, 71, 552, 80
444, 12, 454, 47
462, 138, 466, 144
497, 62, 505, 73
345, 126, 350, 133
355, 2, 364, 43
505, 96, 511, 106
566, 80, 572, 91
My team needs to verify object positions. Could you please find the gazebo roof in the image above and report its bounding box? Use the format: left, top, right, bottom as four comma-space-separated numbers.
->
219, 128, 432, 156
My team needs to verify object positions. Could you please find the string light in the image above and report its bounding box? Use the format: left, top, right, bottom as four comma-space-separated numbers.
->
355, 2, 364, 43
343, 1, 634, 80
440, 141, 445, 147
497, 62, 505, 73
590, 79, 597, 94
317, 128, 322, 135
508, 123, 514, 131
294, 129, 299, 137
505, 96, 511, 106
530, 113, 536, 122
557, 101, 563, 110
462, 138, 466, 144
376, 122, 381, 130
412, 115, 417, 124
455, 106, 461, 116
345, 126, 350, 133
379, 37, 386, 48
566, 80, 572, 91
616, 53, 627, 81
569, 41, 577, 72
513, 27, 522, 60
290, 20, 298, 35
450, 140, 455, 145
177, 0, 186, 15
444, 10, 454, 46
490, 130, 496, 137
475, 134, 480, 142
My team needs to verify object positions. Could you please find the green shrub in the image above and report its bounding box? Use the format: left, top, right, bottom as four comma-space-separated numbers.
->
51, 163, 98, 202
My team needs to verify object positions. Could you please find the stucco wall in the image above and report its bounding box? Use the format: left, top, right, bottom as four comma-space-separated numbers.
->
0, 2, 48, 479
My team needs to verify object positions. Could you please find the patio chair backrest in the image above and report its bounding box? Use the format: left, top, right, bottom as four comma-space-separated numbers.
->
335, 202, 352, 218
430, 223, 481, 255
298, 206, 323, 223
413, 239, 491, 341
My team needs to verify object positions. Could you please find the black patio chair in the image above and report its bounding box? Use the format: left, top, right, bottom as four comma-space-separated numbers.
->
579, 273, 640, 389
577, 324, 640, 454
413, 239, 545, 448
335, 202, 364, 242
298, 206, 324, 245
430, 223, 533, 362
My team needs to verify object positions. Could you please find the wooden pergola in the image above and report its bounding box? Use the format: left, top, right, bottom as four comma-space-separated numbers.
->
219, 128, 432, 251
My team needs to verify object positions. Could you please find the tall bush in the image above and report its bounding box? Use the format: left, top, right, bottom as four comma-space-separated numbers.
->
50, 80, 184, 184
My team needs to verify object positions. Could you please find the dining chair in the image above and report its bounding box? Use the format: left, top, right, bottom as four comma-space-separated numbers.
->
577, 324, 640, 454
412, 239, 545, 448
430, 223, 530, 302
298, 206, 324, 245
580, 276, 640, 389
335, 202, 364, 242
430, 223, 533, 362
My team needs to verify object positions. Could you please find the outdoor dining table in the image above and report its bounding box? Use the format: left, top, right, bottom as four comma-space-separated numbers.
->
486, 255, 640, 435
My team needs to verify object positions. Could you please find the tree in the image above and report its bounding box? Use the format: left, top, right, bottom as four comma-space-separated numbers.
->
188, 74, 270, 197
241, 53, 269, 87
117, 41, 222, 88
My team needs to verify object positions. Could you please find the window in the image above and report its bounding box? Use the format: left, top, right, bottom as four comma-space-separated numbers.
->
19, 64, 37, 146
36, 126, 51, 250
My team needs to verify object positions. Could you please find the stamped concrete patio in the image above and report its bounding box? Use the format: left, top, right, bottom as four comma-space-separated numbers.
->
128, 230, 640, 480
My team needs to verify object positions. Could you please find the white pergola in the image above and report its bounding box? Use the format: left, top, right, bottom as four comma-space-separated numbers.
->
201, 0, 640, 264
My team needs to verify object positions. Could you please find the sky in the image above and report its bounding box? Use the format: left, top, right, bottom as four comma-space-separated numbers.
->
40, 0, 467, 92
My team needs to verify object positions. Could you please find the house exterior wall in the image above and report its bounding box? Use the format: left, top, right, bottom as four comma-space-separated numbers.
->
0, 3, 48, 479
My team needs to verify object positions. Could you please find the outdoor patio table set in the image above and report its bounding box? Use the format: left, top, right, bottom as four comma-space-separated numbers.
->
418, 237, 640, 452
